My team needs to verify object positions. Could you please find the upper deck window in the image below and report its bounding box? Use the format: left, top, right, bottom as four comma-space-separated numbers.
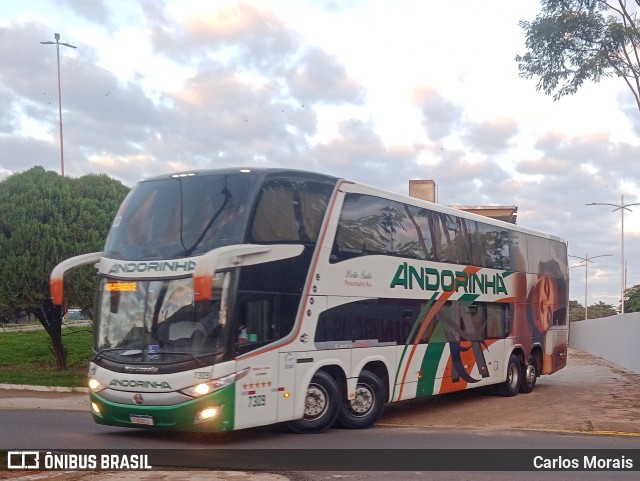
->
250, 179, 334, 244
104, 173, 256, 260
331, 193, 514, 270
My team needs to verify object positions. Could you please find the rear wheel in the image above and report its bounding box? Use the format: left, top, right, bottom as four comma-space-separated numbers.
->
520, 355, 538, 394
496, 354, 521, 397
337, 370, 386, 429
287, 371, 340, 434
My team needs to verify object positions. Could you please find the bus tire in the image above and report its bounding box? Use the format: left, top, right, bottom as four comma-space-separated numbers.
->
337, 370, 386, 429
287, 371, 340, 434
520, 355, 538, 394
496, 354, 521, 397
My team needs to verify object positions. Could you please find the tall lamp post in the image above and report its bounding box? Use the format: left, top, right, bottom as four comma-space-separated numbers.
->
586, 195, 640, 314
568, 253, 612, 320
40, 33, 77, 177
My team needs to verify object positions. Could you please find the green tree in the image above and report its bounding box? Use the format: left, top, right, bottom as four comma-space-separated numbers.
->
587, 300, 617, 318
0, 166, 129, 368
570, 299, 617, 320
516, 0, 640, 110
624, 284, 640, 312
569, 299, 586, 321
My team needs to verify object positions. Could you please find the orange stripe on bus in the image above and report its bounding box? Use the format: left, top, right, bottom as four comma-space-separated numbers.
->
396, 265, 482, 400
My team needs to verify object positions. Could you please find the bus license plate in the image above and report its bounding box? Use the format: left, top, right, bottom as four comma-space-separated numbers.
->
129, 414, 154, 426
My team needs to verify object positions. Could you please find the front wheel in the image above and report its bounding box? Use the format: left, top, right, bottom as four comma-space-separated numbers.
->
287, 371, 340, 434
337, 370, 386, 429
496, 354, 521, 397
520, 355, 538, 394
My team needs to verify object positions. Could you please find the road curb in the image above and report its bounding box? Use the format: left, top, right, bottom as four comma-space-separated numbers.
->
0, 383, 89, 394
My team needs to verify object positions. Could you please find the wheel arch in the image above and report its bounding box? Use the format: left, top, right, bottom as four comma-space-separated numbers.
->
358, 360, 390, 403
529, 345, 543, 375
315, 363, 349, 401
505, 347, 525, 381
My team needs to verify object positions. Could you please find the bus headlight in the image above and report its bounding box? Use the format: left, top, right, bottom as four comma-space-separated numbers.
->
180, 367, 250, 398
88, 378, 105, 392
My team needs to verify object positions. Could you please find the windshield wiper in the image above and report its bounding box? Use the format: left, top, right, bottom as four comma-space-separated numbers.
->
94, 347, 143, 361
159, 350, 211, 366
94, 347, 218, 366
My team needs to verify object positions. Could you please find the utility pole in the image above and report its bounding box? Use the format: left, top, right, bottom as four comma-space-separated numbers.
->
587, 195, 640, 314
40, 33, 77, 177
569, 253, 612, 320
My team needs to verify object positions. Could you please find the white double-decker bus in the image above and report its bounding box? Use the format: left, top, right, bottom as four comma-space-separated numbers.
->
51, 168, 568, 433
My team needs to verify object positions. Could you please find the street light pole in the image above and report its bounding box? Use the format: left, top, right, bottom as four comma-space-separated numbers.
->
568, 253, 612, 320
586, 195, 640, 314
40, 33, 77, 177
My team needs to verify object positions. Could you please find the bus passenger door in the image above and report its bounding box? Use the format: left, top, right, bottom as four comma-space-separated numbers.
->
232, 296, 283, 430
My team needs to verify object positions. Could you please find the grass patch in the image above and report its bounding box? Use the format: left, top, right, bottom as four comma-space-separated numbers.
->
0, 326, 93, 387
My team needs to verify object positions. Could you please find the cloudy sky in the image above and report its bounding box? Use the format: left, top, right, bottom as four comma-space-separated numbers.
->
2, 0, 640, 309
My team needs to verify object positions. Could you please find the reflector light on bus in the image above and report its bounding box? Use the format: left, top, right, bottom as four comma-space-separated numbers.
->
106, 282, 137, 292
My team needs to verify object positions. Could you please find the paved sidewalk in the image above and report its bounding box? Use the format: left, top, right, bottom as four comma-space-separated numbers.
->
379, 348, 640, 435
0, 385, 89, 410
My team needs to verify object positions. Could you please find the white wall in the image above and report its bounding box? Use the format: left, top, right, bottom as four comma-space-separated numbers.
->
569, 312, 640, 373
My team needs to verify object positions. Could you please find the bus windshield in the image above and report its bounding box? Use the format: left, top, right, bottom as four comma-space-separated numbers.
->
95, 274, 229, 363
104, 172, 257, 261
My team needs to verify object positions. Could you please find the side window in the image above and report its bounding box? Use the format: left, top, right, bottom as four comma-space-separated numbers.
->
459, 303, 486, 338
251, 182, 299, 242
236, 294, 299, 350
331, 194, 428, 262
430, 214, 470, 264
333, 194, 391, 260
250, 179, 333, 244
299, 187, 332, 242
407, 206, 435, 260
315, 298, 423, 346
330, 194, 512, 271
419, 301, 453, 343
526, 234, 551, 275
469, 221, 510, 269
486, 304, 511, 339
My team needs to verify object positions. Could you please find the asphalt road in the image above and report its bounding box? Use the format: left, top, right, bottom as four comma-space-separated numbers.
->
1, 407, 639, 451
1, 348, 639, 479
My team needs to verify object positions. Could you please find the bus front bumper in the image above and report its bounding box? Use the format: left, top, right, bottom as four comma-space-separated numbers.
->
89, 385, 235, 432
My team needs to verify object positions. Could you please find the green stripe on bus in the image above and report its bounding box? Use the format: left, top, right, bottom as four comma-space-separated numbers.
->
391, 292, 439, 400
458, 293, 479, 304
417, 339, 447, 397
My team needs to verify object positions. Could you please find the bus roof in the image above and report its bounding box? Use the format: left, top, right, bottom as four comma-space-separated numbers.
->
140, 167, 566, 245
140, 167, 340, 184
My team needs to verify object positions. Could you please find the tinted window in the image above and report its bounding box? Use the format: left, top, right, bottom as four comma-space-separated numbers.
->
468, 220, 510, 269
104, 173, 256, 260
432, 213, 470, 264
315, 298, 512, 348
315, 298, 422, 346
251, 179, 334, 243
332, 194, 428, 262
331, 193, 513, 270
